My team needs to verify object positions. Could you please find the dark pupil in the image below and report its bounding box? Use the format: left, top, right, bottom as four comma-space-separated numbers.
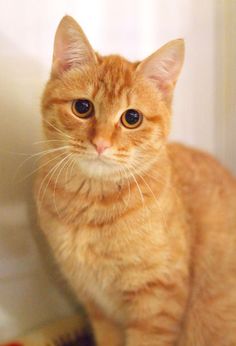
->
75, 99, 90, 114
125, 110, 140, 124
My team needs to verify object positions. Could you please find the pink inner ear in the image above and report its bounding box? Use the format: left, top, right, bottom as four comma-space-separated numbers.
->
53, 35, 78, 73
137, 39, 184, 96
142, 67, 176, 97
52, 17, 96, 76
149, 75, 173, 96
60, 60, 73, 73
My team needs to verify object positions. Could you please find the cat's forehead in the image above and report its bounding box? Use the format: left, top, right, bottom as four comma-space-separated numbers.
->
95, 55, 137, 100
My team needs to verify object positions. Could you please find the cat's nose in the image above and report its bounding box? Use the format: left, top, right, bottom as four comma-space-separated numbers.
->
92, 137, 111, 155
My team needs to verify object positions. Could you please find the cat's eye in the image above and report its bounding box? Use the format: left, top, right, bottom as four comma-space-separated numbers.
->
120, 109, 143, 129
72, 99, 94, 119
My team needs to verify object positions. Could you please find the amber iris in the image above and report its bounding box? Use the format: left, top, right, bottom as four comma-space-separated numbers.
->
72, 99, 94, 118
121, 109, 143, 129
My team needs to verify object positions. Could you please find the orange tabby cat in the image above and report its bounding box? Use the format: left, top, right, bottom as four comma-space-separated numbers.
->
35, 16, 236, 346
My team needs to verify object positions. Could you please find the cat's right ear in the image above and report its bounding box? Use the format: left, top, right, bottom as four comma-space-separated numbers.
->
51, 16, 96, 77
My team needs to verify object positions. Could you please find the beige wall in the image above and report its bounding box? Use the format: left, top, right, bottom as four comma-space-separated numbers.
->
0, 0, 235, 341
215, 0, 236, 173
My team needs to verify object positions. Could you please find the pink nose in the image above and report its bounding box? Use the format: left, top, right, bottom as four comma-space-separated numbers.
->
92, 138, 111, 155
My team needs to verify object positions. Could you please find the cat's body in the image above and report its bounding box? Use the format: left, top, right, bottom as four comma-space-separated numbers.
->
35, 16, 236, 346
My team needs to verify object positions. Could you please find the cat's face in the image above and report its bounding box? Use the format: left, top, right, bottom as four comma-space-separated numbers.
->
42, 16, 184, 180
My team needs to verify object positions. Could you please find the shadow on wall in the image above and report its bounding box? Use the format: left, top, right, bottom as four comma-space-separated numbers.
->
0, 36, 77, 341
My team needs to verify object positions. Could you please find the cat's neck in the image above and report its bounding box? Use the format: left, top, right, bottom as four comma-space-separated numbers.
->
39, 145, 171, 206
65, 146, 172, 206
38, 146, 173, 229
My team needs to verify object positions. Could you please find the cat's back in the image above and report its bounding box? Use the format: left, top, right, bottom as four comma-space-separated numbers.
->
168, 142, 236, 192
168, 142, 236, 246
167, 144, 236, 345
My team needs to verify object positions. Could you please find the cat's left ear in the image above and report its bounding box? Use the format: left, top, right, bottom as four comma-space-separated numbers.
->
136, 39, 184, 100
52, 16, 96, 77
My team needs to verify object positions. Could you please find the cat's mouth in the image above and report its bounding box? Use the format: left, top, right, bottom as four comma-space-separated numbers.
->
76, 153, 121, 178
81, 152, 113, 164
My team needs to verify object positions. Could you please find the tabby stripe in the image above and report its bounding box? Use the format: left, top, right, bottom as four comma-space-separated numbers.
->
127, 323, 178, 336
123, 279, 177, 300
44, 177, 154, 207
86, 205, 142, 228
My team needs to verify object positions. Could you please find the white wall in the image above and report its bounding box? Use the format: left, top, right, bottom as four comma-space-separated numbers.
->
0, 0, 234, 341
215, 0, 236, 173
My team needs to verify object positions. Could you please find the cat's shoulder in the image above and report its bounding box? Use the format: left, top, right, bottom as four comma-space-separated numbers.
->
167, 142, 219, 165
167, 142, 236, 186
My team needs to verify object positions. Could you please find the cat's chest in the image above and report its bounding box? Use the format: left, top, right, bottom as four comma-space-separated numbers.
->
75, 248, 122, 317
38, 188, 168, 318
62, 225, 125, 318
42, 213, 124, 312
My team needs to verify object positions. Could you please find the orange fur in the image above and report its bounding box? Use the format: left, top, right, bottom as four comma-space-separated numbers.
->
35, 16, 236, 346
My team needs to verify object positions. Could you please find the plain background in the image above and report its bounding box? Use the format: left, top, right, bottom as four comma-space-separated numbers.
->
0, 0, 235, 341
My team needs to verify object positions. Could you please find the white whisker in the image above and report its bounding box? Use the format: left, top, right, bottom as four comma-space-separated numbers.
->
126, 166, 146, 222
37, 154, 69, 213
43, 119, 73, 140
53, 153, 73, 217
33, 139, 68, 145
14, 146, 71, 182
129, 162, 168, 233
16, 151, 69, 183
65, 154, 76, 184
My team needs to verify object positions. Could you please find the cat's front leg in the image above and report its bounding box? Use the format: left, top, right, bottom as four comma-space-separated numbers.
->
123, 279, 188, 346
85, 299, 124, 346
126, 323, 178, 346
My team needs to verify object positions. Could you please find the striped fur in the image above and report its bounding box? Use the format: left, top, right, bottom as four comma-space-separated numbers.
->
35, 16, 236, 346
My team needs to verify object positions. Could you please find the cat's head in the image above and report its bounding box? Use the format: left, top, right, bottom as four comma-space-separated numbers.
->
42, 16, 184, 180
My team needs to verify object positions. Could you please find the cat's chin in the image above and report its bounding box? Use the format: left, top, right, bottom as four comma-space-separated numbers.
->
76, 156, 121, 180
